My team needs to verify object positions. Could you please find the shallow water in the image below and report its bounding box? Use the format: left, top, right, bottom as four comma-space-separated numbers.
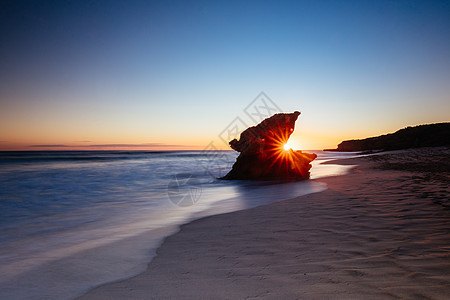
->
0, 150, 356, 299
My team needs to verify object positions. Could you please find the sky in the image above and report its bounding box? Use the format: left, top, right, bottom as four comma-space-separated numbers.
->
1, 0, 449, 151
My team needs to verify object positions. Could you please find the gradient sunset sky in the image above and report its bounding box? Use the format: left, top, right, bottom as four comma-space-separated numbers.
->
1, 0, 449, 151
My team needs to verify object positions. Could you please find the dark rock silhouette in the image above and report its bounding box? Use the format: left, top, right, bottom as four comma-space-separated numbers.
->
327, 123, 450, 152
222, 111, 317, 180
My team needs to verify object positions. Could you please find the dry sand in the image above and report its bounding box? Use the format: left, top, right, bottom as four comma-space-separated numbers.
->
79, 147, 450, 299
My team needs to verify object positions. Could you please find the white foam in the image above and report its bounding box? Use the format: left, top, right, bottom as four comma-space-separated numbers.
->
0, 150, 356, 299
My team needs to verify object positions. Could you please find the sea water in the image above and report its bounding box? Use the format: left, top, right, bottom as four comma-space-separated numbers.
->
0, 150, 356, 299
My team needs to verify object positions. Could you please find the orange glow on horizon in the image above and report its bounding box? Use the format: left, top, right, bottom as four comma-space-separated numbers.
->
0, 135, 341, 151
0, 124, 344, 152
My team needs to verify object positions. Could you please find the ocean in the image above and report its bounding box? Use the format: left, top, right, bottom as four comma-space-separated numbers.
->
0, 150, 356, 299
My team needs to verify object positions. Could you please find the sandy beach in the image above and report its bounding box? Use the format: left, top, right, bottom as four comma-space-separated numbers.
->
79, 147, 450, 299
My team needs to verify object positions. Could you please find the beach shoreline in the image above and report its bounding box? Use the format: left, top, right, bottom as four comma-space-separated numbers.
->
79, 147, 450, 299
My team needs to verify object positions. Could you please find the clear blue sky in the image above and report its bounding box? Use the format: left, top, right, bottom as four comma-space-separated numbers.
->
1, 0, 449, 150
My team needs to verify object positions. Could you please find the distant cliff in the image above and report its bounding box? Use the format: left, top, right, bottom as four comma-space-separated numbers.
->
329, 123, 450, 152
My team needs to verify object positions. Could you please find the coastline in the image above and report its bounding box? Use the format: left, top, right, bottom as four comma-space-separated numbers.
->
79, 147, 450, 299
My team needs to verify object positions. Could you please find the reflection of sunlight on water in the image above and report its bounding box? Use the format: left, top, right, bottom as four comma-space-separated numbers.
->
310, 159, 355, 179
230, 180, 327, 209
307, 151, 359, 180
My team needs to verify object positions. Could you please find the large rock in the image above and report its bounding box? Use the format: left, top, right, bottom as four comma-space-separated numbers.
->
221, 111, 316, 180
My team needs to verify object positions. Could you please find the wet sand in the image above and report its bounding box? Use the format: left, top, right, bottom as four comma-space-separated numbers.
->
79, 147, 450, 299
